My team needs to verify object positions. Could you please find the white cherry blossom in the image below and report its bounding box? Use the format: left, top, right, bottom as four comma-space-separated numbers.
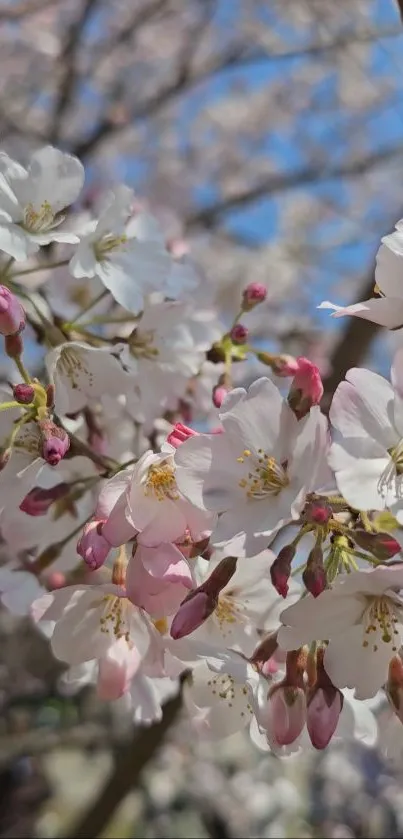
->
278, 566, 403, 699
329, 351, 403, 518
319, 221, 403, 329
175, 378, 330, 556
0, 146, 84, 260
46, 341, 131, 415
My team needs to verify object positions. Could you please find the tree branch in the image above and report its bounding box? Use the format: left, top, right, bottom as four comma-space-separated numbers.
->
71, 25, 401, 160
49, 0, 99, 143
184, 144, 403, 229
65, 689, 183, 839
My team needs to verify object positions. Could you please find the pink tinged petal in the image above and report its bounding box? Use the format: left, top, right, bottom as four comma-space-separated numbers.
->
318, 298, 403, 329
96, 467, 133, 518
77, 519, 111, 570
97, 637, 140, 701
136, 543, 193, 587
167, 422, 199, 449
126, 558, 190, 619
174, 433, 244, 512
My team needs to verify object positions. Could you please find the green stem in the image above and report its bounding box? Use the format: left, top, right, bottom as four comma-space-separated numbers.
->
0, 400, 24, 412
10, 259, 70, 279
14, 356, 31, 384
64, 289, 109, 328
0, 256, 14, 280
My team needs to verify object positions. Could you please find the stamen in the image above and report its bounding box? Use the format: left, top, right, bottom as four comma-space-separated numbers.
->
22, 201, 63, 233
362, 595, 399, 651
238, 449, 289, 498
99, 594, 131, 642
144, 461, 179, 501
94, 233, 127, 260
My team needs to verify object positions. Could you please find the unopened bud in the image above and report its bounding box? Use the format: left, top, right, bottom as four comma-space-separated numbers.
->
304, 499, 332, 525
4, 333, 23, 358
230, 323, 248, 345
46, 384, 55, 408
268, 683, 306, 746
170, 591, 213, 639
13, 383, 35, 404
170, 556, 237, 639
352, 528, 401, 561
20, 483, 70, 516
386, 655, 403, 723
271, 354, 300, 377
46, 571, 67, 590
212, 384, 229, 408
270, 544, 296, 598
0, 286, 25, 335
242, 282, 267, 311
307, 647, 343, 749
39, 419, 70, 466
167, 422, 199, 449
77, 519, 112, 571
303, 545, 326, 597
288, 357, 324, 419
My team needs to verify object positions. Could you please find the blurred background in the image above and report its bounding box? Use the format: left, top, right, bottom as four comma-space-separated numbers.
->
2, 0, 403, 836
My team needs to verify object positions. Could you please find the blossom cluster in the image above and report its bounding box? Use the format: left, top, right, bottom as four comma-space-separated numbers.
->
1, 144, 403, 759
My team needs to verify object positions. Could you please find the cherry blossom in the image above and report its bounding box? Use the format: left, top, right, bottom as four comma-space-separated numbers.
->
278, 566, 403, 699
175, 378, 330, 556
0, 146, 84, 260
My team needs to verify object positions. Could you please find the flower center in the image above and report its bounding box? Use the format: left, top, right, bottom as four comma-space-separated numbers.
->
58, 347, 89, 391
129, 329, 159, 360
362, 595, 400, 650
144, 461, 179, 501
378, 443, 403, 499
237, 448, 289, 498
99, 594, 131, 641
94, 233, 127, 260
22, 201, 62, 233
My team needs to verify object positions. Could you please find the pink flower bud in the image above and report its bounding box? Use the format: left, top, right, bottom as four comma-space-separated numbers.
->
270, 544, 296, 598
0, 286, 25, 335
39, 420, 70, 466
212, 384, 229, 408
167, 422, 199, 449
13, 383, 35, 404
20, 483, 70, 516
268, 684, 306, 746
352, 528, 401, 561
77, 519, 112, 570
303, 545, 326, 597
306, 687, 343, 749
46, 571, 67, 590
304, 498, 332, 525
386, 655, 403, 723
170, 591, 213, 639
271, 354, 299, 377
242, 282, 267, 311
4, 332, 23, 358
230, 323, 248, 344
288, 357, 324, 419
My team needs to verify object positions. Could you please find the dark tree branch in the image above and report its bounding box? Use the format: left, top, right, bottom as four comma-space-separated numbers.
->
0, 0, 59, 19
184, 144, 403, 229
65, 689, 183, 839
49, 0, 99, 143
71, 25, 401, 161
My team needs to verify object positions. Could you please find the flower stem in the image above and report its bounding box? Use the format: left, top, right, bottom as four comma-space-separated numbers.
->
11, 259, 70, 278
14, 355, 31, 384
0, 400, 24, 412
64, 289, 109, 328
